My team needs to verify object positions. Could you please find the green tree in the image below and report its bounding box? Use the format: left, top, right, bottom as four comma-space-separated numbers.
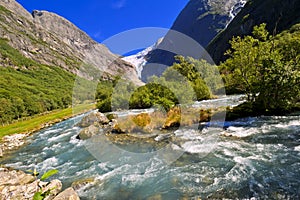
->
222, 23, 300, 113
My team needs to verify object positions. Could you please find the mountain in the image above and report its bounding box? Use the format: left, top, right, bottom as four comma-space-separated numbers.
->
207, 0, 300, 64
142, 0, 247, 74
0, 0, 139, 82
0, 0, 140, 124
168, 0, 247, 47
122, 38, 163, 79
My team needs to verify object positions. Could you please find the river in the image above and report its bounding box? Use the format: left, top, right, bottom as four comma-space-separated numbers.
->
1, 95, 300, 199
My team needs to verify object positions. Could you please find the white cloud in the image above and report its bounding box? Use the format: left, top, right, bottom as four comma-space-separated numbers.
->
112, 0, 126, 9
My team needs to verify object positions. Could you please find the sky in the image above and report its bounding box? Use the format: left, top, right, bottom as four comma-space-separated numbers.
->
16, 0, 189, 44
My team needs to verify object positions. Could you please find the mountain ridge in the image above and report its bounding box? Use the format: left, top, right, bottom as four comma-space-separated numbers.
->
0, 0, 140, 83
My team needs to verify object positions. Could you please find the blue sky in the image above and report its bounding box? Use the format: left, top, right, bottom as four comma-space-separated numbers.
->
16, 0, 189, 43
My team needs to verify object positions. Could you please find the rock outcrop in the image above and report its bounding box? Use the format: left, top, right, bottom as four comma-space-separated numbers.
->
76, 112, 125, 139
76, 112, 109, 128
0, 167, 80, 200
0, 0, 140, 83
0, 133, 29, 157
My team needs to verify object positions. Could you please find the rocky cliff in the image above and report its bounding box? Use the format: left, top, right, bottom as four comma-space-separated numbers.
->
207, 0, 300, 64
0, 0, 139, 83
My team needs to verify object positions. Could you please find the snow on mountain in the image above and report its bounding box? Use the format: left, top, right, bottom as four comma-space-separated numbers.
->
227, 0, 247, 26
122, 38, 163, 78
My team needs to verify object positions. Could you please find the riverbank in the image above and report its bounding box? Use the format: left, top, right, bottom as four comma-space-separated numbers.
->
0, 103, 95, 157
225, 101, 300, 121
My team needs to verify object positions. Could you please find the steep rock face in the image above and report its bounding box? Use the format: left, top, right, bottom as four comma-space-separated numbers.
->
144, 0, 246, 71
207, 0, 300, 64
170, 0, 247, 47
0, 0, 139, 83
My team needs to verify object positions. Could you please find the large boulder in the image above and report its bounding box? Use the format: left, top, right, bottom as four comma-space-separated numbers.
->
53, 187, 80, 200
78, 125, 102, 140
77, 112, 109, 128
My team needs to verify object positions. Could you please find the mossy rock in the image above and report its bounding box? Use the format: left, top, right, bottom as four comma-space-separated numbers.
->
106, 113, 118, 121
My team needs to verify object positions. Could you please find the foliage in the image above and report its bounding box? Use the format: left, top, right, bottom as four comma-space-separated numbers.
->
95, 76, 135, 112
171, 55, 212, 100
131, 113, 151, 127
129, 82, 179, 111
221, 23, 300, 113
95, 56, 216, 112
40, 169, 59, 181
0, 38, 94, 124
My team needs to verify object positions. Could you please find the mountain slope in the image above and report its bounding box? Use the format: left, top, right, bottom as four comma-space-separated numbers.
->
122, 38, 163, 79
0, 0, 139, 82
144, 0, 246, 71
207, 0, 300, 64
0, 0, 140, 124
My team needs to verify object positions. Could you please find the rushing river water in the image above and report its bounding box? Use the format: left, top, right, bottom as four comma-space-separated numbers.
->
1, 95, 300, 199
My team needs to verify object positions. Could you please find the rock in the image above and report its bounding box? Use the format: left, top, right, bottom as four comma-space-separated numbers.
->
42, 179, 62, 200
147, 194, 162, 200
78, 125, 102, 140
0, 168, 39, 199
110, 119, 126, 134
77, 112, 109, 128
71, 178, 95, 191
0, 147, 2, 157
106, 113, 118, 121
19, 173, 35, 185
53, 187, 80, 200
0, 167, 79, 200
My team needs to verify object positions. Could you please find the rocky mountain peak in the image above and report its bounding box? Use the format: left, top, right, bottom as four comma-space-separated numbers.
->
0, 0, 140, 84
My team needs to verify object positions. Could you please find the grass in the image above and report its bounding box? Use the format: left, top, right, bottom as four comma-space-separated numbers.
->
0, 103, 95, 140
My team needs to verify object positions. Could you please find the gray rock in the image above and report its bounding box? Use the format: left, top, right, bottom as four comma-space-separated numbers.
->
77, 112, 109, 128
78, 125, 102, 140
0, 167, 79, 200
71, 178, 95, 191
0, 133, 29, 156
53, 187, 80, 200
42, 179, 62, 200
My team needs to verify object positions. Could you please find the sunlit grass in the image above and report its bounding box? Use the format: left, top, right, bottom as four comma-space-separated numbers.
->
0, 104, 95, 139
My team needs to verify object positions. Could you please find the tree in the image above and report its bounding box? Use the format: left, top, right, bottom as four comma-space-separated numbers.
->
222, 23, 300, 113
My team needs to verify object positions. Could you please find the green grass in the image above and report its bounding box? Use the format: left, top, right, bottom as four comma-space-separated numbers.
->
0, 103, 95, 139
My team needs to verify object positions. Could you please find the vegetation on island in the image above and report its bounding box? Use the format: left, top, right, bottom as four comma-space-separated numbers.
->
96, 55, 223, 113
